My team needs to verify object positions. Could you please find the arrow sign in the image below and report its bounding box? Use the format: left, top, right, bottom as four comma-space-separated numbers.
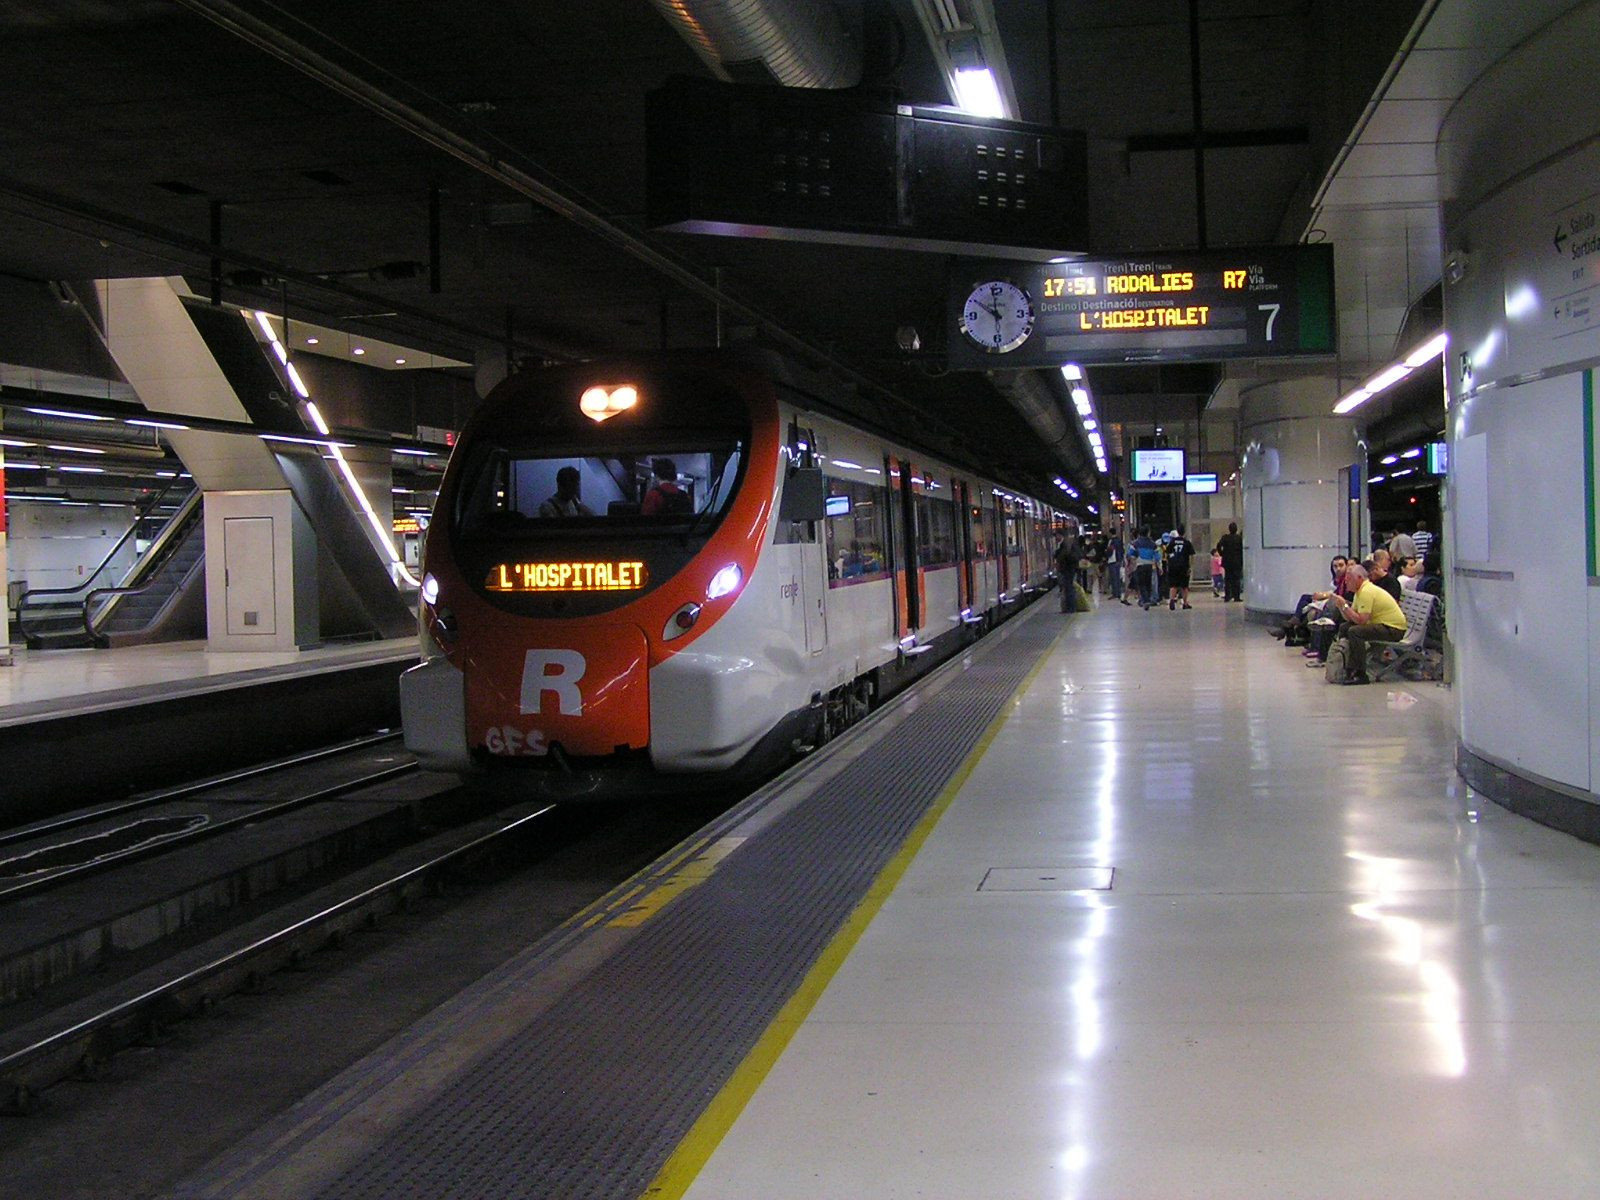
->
1555, 227, 1569, 253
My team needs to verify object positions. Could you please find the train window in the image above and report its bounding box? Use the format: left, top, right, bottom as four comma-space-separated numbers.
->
453, 443, 743, 536
824, 477, 888, 586
913, 493, 957, 567
970, 505, 997, 560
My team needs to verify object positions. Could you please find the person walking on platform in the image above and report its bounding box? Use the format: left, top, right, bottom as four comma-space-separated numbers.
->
1105, 530, 1124, 602
1217, 522, 1244, 602
1128, 528, 1159, 610
1055, 534, 1081, 613
1166, 525, 1196, 610
1210, 547, 1224, 597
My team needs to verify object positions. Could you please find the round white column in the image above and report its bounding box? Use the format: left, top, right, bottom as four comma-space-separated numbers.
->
1438, 0, 1600, 828
1239, 376, 1364, 615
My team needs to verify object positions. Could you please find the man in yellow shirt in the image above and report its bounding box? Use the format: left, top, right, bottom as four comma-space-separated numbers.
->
1328, 563, 1408, 681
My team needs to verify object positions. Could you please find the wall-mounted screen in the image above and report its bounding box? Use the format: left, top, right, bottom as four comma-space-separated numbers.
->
1426, 442, 1448, 475
824, 493, 853, 517
1131, 448, 1186, 484
1184, 473, 1218, 494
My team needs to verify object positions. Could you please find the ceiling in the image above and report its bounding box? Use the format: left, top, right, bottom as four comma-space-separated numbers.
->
0, 0, 1435, 503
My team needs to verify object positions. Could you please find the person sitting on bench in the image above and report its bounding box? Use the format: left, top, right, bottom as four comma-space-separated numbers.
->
1326, 563, 1408, 683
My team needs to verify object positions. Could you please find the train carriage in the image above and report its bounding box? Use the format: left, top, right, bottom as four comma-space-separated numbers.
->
401, 349, 1069, 791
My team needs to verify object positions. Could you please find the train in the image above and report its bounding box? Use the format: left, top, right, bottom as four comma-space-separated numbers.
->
400, 349, 1072, 792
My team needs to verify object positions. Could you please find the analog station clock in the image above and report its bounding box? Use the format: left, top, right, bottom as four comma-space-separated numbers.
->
959, 280, 1035, 353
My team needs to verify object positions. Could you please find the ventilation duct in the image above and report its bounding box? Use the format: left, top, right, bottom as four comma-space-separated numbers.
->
645, 0, 861, 89
987, 370, 1095, 492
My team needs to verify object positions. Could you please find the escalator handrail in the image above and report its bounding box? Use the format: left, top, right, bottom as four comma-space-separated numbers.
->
85, 489, 203, 628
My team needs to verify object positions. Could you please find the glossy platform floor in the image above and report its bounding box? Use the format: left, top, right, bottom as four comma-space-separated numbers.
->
681, 594, 1600, 1199
0, 636, 415, 724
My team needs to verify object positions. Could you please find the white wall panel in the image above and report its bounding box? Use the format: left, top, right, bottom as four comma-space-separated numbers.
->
1453, 375, 1590, 791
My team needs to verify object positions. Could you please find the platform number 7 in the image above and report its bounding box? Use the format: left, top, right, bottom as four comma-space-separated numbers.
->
1259, 303, 1281, 341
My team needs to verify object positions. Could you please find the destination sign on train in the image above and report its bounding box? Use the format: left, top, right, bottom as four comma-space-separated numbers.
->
486, 560, 649, 593
946, 244, 1335, 369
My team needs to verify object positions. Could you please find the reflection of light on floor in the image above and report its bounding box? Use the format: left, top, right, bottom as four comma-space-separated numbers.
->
1347, 849, 1467, 1077
1057, 758, 1117, 1197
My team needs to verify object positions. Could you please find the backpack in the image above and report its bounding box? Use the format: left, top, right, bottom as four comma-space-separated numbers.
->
1324, 639, 1351, 684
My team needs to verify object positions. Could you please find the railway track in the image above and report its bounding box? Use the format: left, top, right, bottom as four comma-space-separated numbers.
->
0, 734, 417, 902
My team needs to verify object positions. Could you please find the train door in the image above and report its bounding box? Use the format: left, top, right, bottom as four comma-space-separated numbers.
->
954, 479, 973, 612
998, 498, 1013, 595
801, 532, 827, 654
792, 423, 827, 654
885, 454, 921, 636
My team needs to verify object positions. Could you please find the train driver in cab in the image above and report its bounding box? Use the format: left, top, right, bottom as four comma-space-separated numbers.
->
538, 465, 594, 518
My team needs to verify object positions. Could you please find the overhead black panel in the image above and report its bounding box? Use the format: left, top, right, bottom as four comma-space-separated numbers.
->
646, 77, 1088, 259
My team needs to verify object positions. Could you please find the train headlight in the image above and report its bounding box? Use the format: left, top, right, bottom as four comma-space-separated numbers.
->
421, 572, 440, 606
706, 563, 742, 601
663, 602, 702, 641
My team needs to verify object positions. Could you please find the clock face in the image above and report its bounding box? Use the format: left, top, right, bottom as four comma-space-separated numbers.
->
960, 281, 1035, 353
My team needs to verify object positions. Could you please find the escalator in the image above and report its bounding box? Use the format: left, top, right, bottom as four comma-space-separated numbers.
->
95, 501, 206, 647
16, 490, 204, 650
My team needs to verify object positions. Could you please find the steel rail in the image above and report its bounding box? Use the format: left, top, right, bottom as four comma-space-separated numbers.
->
0, 759, 417, 903
0, 731, 404, 852
0, 801, 556, 1100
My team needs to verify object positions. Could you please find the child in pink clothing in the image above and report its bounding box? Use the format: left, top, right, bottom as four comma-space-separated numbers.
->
1210, 550, 1224, 597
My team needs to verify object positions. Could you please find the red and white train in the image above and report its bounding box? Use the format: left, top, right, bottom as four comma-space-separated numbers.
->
401, 349, 1070, 790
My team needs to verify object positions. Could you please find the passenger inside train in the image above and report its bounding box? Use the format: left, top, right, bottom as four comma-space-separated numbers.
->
455, 447, 743, 532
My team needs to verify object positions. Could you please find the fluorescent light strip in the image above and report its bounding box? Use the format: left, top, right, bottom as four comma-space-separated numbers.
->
48, 444, 105, 454
0, 438, 32, 448
126, 419, 191, 431
299, 398, 420, 587
1334, 334, 1447, 414
27, 408, 112, 422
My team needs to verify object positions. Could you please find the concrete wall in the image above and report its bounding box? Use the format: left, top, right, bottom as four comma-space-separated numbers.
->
1439, 0, 1600, 802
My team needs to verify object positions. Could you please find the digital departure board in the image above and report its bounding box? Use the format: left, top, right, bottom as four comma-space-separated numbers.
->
486, 561, 648, 593
946, 245, 1335, 369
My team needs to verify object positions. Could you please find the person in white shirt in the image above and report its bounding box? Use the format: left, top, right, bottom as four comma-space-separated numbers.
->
1388, 528, 1417, 562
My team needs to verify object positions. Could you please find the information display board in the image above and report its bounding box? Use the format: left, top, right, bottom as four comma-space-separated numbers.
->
1185, 473, 1219, 494
946, 244, 1334, 369
1131, 448, 1186, 485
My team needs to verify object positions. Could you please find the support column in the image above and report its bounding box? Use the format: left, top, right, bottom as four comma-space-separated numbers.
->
1239, 376, 1363, 615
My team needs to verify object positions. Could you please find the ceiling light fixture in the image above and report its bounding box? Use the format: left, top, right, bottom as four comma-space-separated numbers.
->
1333, 333, 1448, 415
952, 67, 1006, 118
27, 408, 112, 422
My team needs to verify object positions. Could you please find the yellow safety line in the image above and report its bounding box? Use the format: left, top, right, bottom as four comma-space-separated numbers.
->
640, 620, 1068, 1199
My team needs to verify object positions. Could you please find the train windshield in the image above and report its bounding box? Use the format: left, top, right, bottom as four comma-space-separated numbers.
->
454, 442, 744, 537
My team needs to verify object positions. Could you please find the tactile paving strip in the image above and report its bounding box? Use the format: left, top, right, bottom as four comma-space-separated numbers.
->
312, 609, 1064, 1200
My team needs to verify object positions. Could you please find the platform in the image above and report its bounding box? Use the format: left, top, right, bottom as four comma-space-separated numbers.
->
0, 639, 416, 826
177, 596, 1600, 1199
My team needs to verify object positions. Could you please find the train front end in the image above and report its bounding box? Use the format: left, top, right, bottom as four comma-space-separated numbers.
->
400, 357, 778, 789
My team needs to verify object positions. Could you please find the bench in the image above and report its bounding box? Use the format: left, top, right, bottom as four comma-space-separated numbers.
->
1370, 590, 1438, 681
